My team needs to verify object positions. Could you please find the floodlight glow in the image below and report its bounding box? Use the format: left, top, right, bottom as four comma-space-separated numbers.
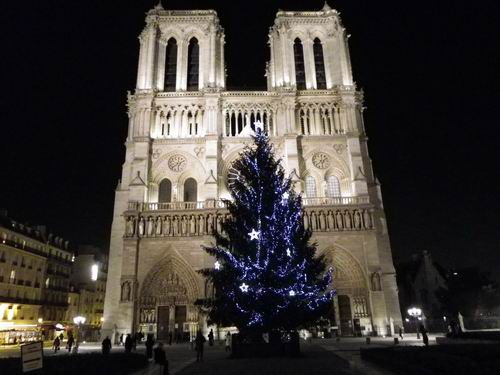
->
91, 264, 98, 281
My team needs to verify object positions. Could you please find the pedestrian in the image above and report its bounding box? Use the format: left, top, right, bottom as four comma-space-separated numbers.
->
208, 328, 214, 347
154, 342, 169, 375
419, 324, 429, 346
102, 336, 112, 355
67, 333, 75, 352
53, 336, 61, 353
145, 334, 155, 361
119, 333, 124, 346
132, 332, 137, 351
195, 330, 206, 362
225, 331, 231, 352
124, 333, 133, 353
398, 326, 404, 340
168, 331, 173, 346
59, 333, 64, 342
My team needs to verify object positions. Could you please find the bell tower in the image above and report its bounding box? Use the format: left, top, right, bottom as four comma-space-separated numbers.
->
267, 2, 353, 90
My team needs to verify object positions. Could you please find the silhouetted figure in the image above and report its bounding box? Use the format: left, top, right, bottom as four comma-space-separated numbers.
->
419, 324, 429, 346
53, 337, 61, 353
225, 331, 231, 352
59, 333, 64, 341
119, 333, 124, 346
208, 329, 214, 346
154, 342, 169, 375
102, 336, 112, 355
398, 327, 404, 340
168, 331, 173, 346
145, 334, 155, 361
67, 334, 75, 352
124, 334, 133, 353
195, 330, 206, 362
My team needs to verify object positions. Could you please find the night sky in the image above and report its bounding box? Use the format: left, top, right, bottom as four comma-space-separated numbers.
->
1, 1, 499, 278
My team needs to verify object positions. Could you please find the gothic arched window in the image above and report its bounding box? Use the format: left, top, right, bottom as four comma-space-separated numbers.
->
305, 176, 317, 198
164, 38, 177, 91
294, 38, 306, 90
326, 176, 341, 198
313, 38, 326, 89
158, 178, 172, 203
183, 178, 197, 202
187, 38, 199, 91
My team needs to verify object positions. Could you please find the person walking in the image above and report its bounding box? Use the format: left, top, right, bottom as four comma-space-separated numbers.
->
398, 326, 404, 340
195, 330, 206, 362
102, 336, 112, 355
154, 342, 169, 375
66, 333, 75, 353
53, 336, 61, 353
119, 333, 124, 346
124, 333, 133, 353
419, 324, 429, 346
208, 329, 214, 347
225, 331, 231, 352
145, 334, 155, 361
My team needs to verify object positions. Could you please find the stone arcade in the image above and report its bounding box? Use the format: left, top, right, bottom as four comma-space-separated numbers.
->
102, 2, 402, 341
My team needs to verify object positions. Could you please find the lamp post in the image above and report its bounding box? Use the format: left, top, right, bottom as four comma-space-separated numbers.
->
407, 307, 422, 339
73, 316, 86, 346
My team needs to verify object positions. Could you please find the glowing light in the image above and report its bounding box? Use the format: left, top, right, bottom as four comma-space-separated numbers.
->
38, 318, 43, 324
407, 307, 422, 317
248, 229, 260, 241
214, 261, 221, 270
283, 192, 289, 200
289, 290, 296, 296
73, 316, 86, 325
91, 264, 98, 281
239, 283, 249, 293
286, 248, 291, 257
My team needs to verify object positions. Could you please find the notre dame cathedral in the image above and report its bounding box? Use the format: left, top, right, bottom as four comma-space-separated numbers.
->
102, 2, 402, 341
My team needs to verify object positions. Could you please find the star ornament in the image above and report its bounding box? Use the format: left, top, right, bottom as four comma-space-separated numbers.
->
286, 248, 291, 257
289, 290, 296, 296
239, 283, 249, 293
254, 120, 264, 133
214, 261, 221, 270
248, 229, 260, 241
282, 192, 289, 200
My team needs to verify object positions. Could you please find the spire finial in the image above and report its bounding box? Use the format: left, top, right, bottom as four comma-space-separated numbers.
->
154, 0, 164, 10
322, 1, 332, 11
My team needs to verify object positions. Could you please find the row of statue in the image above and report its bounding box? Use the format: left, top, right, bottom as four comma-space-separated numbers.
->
125, 208, 374, 238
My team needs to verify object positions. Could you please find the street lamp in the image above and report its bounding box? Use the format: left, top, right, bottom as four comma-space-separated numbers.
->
73, 316, 86, 347
407, 307, 422, 339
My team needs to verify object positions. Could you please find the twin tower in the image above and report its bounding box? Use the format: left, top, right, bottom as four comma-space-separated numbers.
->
102, 2, 402, 342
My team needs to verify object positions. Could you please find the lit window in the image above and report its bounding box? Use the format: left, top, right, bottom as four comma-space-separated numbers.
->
305, 176, 317, 198
326, 176, 341, 198
91, 264, 98, 281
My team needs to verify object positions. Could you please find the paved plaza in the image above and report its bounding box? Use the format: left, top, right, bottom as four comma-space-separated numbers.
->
0, 335, 438, 374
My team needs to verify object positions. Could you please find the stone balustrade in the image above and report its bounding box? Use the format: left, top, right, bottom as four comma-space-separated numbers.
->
124, 198, 374, 238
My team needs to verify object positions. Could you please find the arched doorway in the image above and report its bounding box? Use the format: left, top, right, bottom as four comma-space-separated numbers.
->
323, 247, 370, 336
138, 256, 201, 341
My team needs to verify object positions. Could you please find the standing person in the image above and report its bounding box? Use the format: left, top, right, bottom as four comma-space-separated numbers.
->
119, 333, 124, 346
145, 334, 155, 361
53, 336, 61, 353
168, 331, 173, 346
419, 324, 429, 346
154, 343, 169, 375
398, 326, 404, 340
225, 331, 231, 352
132, 332, 137, 351
66, 333, 75, 353
102, 336, 112, 355
59, 333, 64, 342
208, 329, 214, 347
195, 330, 206, 362
124, 333, 133, 353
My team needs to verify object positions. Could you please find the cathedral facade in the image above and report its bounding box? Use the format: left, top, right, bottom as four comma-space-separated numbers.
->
102, 2, 402, 341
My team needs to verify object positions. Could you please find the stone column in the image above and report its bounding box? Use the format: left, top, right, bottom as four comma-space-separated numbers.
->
145, 25, 157, 90
219, 33, 225, 88
176, 40, 185, 91
303, 39, 315, 89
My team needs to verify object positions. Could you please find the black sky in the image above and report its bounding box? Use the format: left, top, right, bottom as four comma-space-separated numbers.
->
1, 1, 499, 277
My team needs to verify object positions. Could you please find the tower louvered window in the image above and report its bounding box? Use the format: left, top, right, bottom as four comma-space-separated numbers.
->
294, 38, 306, 90
187, 38, 199, 91
164, 38, 177, 91
313, 38, 326, 89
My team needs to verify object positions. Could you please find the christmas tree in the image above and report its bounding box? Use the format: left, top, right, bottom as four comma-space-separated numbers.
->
200, 121, 334, 335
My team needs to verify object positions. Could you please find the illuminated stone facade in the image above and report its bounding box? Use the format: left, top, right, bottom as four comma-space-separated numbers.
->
102, 2, 402, 341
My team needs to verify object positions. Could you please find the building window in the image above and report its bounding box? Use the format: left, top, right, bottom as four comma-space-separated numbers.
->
10, 269, 15, 283
164, 38, 177, 91
294, 38, 306, 90
313, 38, 326, 89
187, 37, 199, 91
305, 176, 317, 198
158, 179, 172, 203
183, 178, 197, 202
326, 176, 341, 198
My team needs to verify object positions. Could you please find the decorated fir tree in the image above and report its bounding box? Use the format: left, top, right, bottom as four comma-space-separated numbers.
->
200, 121, 334, 335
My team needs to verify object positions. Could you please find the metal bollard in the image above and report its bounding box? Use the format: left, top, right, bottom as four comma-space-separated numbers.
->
394, 337, 399, 345
366, 337, 371, 345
